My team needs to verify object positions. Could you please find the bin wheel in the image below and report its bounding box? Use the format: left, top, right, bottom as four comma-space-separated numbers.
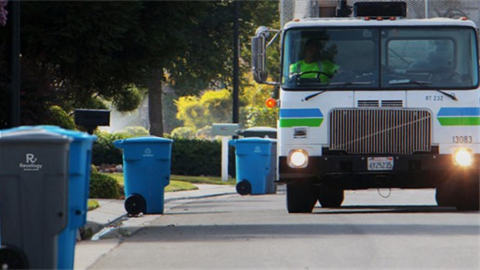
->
125, 194, 146, 216
0, 245, 29, 269
236, 180, 252, 195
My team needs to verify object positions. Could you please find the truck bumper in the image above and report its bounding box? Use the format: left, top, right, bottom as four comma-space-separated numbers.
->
279, 154, 480, 189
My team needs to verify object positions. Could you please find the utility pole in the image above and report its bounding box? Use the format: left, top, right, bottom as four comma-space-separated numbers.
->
232, 0, 240, 124
6, 0, 20, 127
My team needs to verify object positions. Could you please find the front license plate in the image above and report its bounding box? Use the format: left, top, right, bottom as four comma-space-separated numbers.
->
367, 157, 394, 171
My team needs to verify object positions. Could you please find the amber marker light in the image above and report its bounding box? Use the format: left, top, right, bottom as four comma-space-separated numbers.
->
265, 98, 277, 108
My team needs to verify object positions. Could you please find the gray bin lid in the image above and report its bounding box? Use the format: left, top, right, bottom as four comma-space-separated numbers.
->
236, 127, 277, 138
0, 129, 71, 144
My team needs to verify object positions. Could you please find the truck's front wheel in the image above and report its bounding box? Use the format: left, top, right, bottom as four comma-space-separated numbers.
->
454, 178, 479, 211
286, 180, 317, 213
436, 177, 479, 211
318, 184, 344, 208
435, 182, 456, 207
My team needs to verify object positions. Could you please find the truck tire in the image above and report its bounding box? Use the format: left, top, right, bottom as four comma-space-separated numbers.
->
286, 180, 317, 213
435, 182, 457, 207
318, 184, 344, 208
454, 178, 479, 211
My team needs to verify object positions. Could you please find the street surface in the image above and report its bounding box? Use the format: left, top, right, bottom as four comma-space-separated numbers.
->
90, 187, 479, 269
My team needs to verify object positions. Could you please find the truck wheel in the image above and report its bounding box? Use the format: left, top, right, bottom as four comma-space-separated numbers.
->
318, 184, 344, 208
286, 180, 317, 213
454, 179, 479, 211
435, 183, 456, 207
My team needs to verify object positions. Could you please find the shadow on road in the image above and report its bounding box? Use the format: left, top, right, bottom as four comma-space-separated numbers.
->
313, 205, 467, 215
124, 221, 480, 243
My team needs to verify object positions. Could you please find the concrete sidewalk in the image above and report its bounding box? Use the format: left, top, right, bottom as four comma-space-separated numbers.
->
75, 184, 237, 270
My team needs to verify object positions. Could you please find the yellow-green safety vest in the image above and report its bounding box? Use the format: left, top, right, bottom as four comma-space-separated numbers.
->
290, 60, 339, 82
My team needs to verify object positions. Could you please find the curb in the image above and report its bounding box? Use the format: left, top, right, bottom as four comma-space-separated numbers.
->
86, 189, 237, 241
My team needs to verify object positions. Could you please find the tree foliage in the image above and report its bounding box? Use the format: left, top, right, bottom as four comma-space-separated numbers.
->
1, 1, 280, 130
176, 89, 232, 130
241, 74, 278, 128
174, 71, 278, 135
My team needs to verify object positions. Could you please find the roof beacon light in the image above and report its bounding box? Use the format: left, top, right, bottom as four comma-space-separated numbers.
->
354, 2, 407, 18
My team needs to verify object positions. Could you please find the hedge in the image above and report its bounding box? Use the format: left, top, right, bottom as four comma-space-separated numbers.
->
89, 172, 121, 199
92, 132, 236, 177
170, 138, 236, 177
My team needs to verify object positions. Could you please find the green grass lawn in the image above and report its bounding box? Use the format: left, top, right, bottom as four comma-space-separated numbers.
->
102, 173, 235, 193
88, 199, 99, 211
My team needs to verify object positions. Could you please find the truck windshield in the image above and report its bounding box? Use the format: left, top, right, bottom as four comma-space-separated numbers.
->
282, 27, 479, 90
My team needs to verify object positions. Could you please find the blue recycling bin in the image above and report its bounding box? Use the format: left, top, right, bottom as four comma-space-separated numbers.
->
39, 126, 97, 270
114, 136, 173, 215
229, 138, 277, 195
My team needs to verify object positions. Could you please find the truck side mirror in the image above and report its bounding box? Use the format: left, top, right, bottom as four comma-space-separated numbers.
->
251, 35, 268, 83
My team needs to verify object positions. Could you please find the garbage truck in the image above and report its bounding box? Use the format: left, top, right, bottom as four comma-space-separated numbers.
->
251, 0, 480, 213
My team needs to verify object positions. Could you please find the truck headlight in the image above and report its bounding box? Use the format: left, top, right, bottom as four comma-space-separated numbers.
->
453, 148, 473, 167
288, 149, 308, 168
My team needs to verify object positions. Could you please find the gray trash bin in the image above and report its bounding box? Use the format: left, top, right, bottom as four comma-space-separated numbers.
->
0, 129, 71, 269
236, 127, 277, 139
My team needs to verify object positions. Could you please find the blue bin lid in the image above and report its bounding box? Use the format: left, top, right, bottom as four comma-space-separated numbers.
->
37, 125, 97, 142
114, 136, 172, 148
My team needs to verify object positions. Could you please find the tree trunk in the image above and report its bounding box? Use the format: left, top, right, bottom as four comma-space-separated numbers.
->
148, 69, 163, 136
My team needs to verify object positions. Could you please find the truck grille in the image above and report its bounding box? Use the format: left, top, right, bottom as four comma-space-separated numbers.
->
330, 109, 431, 154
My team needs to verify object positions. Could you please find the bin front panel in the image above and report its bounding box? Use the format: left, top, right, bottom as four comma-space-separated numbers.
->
0, 131, 70, 269
234, 139, 273, 157
37, 126, 97, 227
235, 154, 270, 194
123, 157, 170, 214
118, 142, 172, 160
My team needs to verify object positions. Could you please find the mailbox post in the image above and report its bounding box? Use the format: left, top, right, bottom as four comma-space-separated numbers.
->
212, 123, 239, 182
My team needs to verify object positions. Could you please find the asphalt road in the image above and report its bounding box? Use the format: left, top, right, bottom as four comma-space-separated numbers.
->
90, 187, 479, 269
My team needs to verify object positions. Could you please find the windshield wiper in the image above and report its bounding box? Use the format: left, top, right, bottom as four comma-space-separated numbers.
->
304, 90, 326, 101
389, 79, 458, 101
303, 81, 373, 101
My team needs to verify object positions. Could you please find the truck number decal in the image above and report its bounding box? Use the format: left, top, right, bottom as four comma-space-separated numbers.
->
452, 136, 473, 144
425, 95, 444, 101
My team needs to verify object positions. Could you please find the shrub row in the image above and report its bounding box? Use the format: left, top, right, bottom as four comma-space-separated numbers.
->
92, 132, 236, 177
89, 172, 121, 199
170, 138, 236, 177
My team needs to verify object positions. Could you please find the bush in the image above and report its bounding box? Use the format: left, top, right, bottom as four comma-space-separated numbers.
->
92, 130, 131, 165
195, 125, 212, 140
170, 126, 196, 139
170, 138, 235, 177
48, 105, 76, 130
89, 172, 121, 199
114, 126, 149, 137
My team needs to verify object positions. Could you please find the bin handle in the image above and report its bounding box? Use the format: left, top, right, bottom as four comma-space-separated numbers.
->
113, 139, 125, 148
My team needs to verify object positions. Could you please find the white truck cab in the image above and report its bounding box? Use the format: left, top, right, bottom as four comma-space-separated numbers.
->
252, 1, 480, 213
